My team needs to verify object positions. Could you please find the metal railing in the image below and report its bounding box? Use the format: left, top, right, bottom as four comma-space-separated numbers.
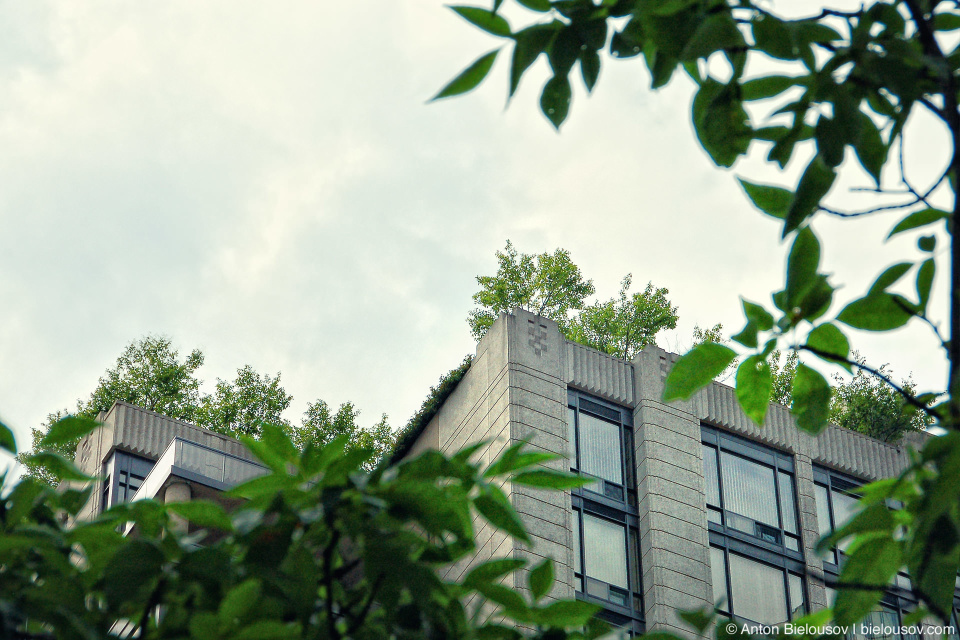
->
132, 437, 267, 502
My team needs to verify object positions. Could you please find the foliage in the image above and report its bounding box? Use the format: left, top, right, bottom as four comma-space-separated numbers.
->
195, 365, 293, 439
291, 400, 395, 470
470, 242, 677, 358
444, 0, 957, 626
0, 415, 609, 640
770, 351, 799, 407
14, 410, 74, 487
830, 352, 933, 442
391, 355, 473, 464
81, 335, 205, 421
566, 275, 678, 360
468, 240, 595, 340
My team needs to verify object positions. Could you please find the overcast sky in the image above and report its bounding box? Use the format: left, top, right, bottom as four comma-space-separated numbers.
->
0, 1, 950, 459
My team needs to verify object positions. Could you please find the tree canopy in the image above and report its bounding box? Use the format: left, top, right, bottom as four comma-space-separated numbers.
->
443, 0, 956, 627
470, 241, 678, 358
20, 336, 396, 486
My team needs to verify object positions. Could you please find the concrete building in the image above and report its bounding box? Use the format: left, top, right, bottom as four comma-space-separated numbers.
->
394, 308, 931, 636
72, 401, 267, 525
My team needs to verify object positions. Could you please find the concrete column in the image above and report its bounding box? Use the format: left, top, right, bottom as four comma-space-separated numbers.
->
633, 346, 713, 637
164, 482, 191, 534
795, 452, 828, 611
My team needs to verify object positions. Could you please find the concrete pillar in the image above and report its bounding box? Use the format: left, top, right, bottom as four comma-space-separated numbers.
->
633, 346, 713, 637
164, 482, 191, 534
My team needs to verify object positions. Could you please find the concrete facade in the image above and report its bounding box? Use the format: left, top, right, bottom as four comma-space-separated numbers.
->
406, 308, 925, 635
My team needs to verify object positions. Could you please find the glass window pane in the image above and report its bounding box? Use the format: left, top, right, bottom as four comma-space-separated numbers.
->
582, 514, 628, 589
710, 546, 728, 610
573, 513, 581, 575
788, 573, 805, 619
779, 471, 798, 534
815, 483, 832, 538
728, 553, 787, 624
720, 451, 779, 527
579, 413, 623, 485
832, 490, 859, 552
703, 445, 721, 507
568, 407, 577, 466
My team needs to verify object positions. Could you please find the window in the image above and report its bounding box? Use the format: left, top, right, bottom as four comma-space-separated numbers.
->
567, 390, 642, 635
814, 468, 864, 566
704, 426, 805, 625
568, 394, 635, 506
711, 544, 806, 625
702, 427, 801, 553
100, 451, 154, 512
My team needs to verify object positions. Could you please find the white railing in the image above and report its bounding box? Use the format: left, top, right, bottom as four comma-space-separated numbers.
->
132, 438, 267, 502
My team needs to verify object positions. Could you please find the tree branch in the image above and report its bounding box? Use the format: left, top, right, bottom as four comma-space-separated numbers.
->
799, 346, 939, 419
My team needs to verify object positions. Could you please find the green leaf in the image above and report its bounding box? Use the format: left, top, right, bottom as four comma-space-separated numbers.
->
219, 579, 262, 626
785, 226, 820, 307
743, 299, 774, 331
752, 14, 797, 60
450, 6, 512, 37
815, 115, 845, 167
853, 110, 887, 185
837, 293, 914, 331
534, 599, 600, 627
834, 536, 900, 625
918, 235, 936, 252
887, 208, 950, 238
475, 581, 529, 614
540, 73, 572, 130
806, 323, 850, 368
731, 320, 759, 348
738, 178, 792, 220
240, 435, 289, 474
692, 78, 751, 167
102, 540, 165, 607
784, 156, 836, 236
475, 485, 531, 544
510, 24, 559, 97
663, 343, 738, 401
917, 258, 935, 311
433, 49, 500, 101
516, 0, 551, 11
235, 621, 302, 640
869, 262, 912, 294
512, 469, 592, 489
740, 75, 803, 101
465, 558, 527, 588
791, 364, 831, 433
679, 12, 745, 61
933, 12, 960, 31
27, 452, 94, 482
39, 416, 100, 449
529, 559, 554, 600
0, 417, 16, 454
735, 356, 773, 425
168, 500, 235, 531
580, 49, 600, 93
259, 422, 298, 463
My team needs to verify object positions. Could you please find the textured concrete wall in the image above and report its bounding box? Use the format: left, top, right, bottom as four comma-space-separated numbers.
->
632, 347, 714, 635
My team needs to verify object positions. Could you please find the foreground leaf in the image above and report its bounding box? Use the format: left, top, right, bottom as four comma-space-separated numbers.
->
433, 50, 500, 100
663, 343, 737, 401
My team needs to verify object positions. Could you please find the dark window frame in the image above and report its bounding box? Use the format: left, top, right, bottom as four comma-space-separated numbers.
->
567, 389, 642, 632
702, 426, 803, 558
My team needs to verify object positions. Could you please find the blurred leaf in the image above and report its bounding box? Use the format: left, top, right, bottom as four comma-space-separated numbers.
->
511, 24, 560, 96
39, 416, 100, 449
451, 6, 512, 37
663, 343, 738, 401
785, 226, 821, 308
869, 262, 912, 294
740, 75, 804, 101
692, 78, 751, 167
735, 356, 773, 425
919, 235, 936, 252
784, 156, 836, 236
680, 12, 745, 61
887, 208, 950, 238
465, 558, 527, 589
739, 178, 792, 220
433, 49, 500, 100
529, 559, 554, 600
806, 323, 850, 369
475, 485, 530, 544
834, 536, 900, 625
534, 599, 600, 626
168, 500, 235, 532
917, 258, 935, 311
260, 422, 298, 463
0, 418, 15, 454
791, 364, 831, 433
26, 452, 93, 482
838, 293, 914, 331
102, 540, 165, 607
219, 579, 262, 627
512, 469, 591, 489
540, 73, 572, 130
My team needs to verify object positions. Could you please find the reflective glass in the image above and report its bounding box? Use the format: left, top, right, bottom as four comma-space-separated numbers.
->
778, 471, 798, 534
583, 513, 628, 589
703, 445, 721, 507
579, 413, 623, 484
720, 451, 779, 527
710, 546, 728, 610
728, 553, 787, 624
